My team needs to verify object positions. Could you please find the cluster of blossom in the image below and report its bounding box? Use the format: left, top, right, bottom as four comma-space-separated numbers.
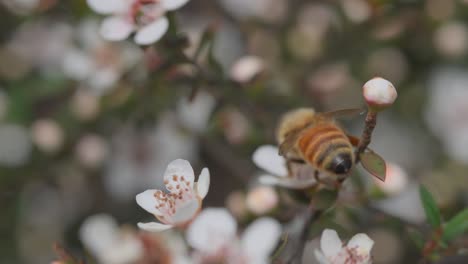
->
79, 158, 375, 264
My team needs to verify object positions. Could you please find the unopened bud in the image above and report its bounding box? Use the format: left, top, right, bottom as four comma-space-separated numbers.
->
230, 56, 264, 83
373, 163, 408, 196
246, 186, 278, 215
363, 77, 397, 111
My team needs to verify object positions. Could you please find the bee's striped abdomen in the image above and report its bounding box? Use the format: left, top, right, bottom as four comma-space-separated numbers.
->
297, 123, 354, 174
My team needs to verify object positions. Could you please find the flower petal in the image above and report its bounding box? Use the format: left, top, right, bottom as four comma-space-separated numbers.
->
196, 168, 210, 199
100, 16, 133, 41
252, 145, 288, 177
134, 17, 169, 45
79, 214, 119, 256
186, 208, 237, 253
137, 222, 173, 232
258, 174, 317, 189
161, 0, 190, 11
135, 189, 163, 216
171, 199, 200, 224
347, 233, 374, 256
163, 159, 195, 192
320, 229, 343, 259
86, 0, 127, 14
241, 217, 282, 260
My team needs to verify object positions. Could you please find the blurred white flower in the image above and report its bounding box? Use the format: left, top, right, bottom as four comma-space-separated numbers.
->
230, 55, 264, 83
246, 186, 278, 215
75, 134, 109, 168
434, 21, 468, 58
176, 91, 215, 133
186, 208, 281, 264
252, 145, 317, 189
315, 229, 374, 264
80, 214, 144, 264
62, 19, 142, 95
426, 67, 468, 163
87, 0, 190, 45
0, 124, 32, 167
31, 119, 64, 154
136, 159, 210, 232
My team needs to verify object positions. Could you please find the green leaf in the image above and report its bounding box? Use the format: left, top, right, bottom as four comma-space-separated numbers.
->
443, 209, 468, 242
360, 151, 386, 181
419, 185, 442, 228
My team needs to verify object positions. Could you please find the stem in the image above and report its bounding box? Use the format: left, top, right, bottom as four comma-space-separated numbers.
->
355, 111, 378, 163
276, 203, 322, 264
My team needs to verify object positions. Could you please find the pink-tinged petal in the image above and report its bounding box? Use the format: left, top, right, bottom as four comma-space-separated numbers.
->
134, 17, 169, 45
171, 199, 200, 224
252, 145, 288, 177
241, 217, 282, 260
100, 16, 133, 41
161, 0, 190, 11
186, 208, 237, 253
86, 0, 127, 14
135, 189, 163, 216
163, 159, 195, 192
347, 233, 374, 256
320, 229, 343, 259
196, 168, 210, 199
137, 222, 173, 232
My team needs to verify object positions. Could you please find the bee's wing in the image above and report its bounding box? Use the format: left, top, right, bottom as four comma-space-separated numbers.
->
317, 108, 365, 120
278, 130, 303, 157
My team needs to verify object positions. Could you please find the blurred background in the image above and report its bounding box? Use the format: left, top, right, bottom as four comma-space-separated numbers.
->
0, 0, 467, 263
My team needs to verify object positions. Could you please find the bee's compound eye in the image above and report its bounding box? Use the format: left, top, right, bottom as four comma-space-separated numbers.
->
329, 153, 352, 174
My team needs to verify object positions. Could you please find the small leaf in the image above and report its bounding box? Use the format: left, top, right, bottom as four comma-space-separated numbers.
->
360, 151, 386, 181
419, 185, 442, 228
443, 208, 468, 242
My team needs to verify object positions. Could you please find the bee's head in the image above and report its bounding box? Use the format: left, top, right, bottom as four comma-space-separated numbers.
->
328, 153, 353, 175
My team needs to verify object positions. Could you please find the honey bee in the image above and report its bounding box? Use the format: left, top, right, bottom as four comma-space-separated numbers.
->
277, 108, 365, 180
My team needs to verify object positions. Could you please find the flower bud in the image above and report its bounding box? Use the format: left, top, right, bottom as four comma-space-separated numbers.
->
363, 77, 397, 111
246, 186, 278, 215
373, 163, 408, 196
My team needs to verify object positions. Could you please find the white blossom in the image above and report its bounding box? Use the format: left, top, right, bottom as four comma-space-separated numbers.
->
136, 159, 210, 232
315, 229, 374, 264
79, 214, 144, 264
186, 208, 281, 264
86, 0, 190, 45
252, 145, 318, 189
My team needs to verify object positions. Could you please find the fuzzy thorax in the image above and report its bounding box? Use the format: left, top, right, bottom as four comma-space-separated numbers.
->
276, 108, 316, 144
